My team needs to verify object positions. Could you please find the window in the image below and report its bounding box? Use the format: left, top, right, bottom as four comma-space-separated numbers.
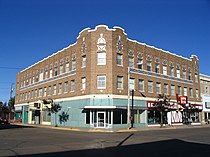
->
128, 57, 134, 68
117, 54, 123, 66
182, 71, 186, 80
148, 81, 153, 93
195, 73, 198, 82
64, 81, 68, 93
189, 88, 193, 97
170, 67, 174, 77
49, 64, 53, 78
44, 87, 47, 97
60, 61, 64, 74
97, 75, 106, 89
82, 56, 86, 67
65, 57, 70, 72
164, 84, 168, 94
117, 76, 123, 89
39, 88, 42, 98
156, 82, 161, 94
54, 62, 58, 76
31, 90, 34, 99
53, 84, 57, 95
35, 89, 38, 98
129, 78, 135, 90
188, 70, 191, 80
137, 59, 143, 70
58, 83, 62, 94
71, 80, 75, 92
138, 79, 144, 91
82, 77, 86, 90
147, 61, 151, 71
171, 85, 175, 95
40, 68, 44, 81
184, 87, 187, 96
163, 65, 167, 75
196, 89, 199, 98
176, 69, 180, 78
97, 52, 106, 65
72, 59, 76, 70
155, 63, 160, 73
45, 66, 48, 79
48, 86, 52, 96
178, 86, 182, 95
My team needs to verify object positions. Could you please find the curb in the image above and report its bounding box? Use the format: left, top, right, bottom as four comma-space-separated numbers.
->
10, 123, 210, 133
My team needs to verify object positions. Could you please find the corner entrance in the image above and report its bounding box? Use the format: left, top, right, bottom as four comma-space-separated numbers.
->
97, 112, 106, 128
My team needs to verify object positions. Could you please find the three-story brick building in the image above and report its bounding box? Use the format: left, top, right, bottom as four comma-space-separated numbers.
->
15, 25, 202, 129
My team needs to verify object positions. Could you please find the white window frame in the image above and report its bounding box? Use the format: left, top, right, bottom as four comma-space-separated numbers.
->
97, 75, 106, 89
97, 52, 106, 65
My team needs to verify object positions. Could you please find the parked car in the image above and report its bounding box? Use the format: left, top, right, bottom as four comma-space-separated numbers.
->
0, 117, 9, 124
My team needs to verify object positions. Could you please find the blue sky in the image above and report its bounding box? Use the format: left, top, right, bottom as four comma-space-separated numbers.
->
0, 0, 210, 103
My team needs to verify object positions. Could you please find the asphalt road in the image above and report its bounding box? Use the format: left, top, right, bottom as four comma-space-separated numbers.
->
0, 124, 210, 157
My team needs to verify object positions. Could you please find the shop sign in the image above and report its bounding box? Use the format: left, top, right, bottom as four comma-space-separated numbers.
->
180, 96, 187, 105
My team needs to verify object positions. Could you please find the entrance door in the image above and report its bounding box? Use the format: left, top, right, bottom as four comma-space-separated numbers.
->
97, 112, 106, 128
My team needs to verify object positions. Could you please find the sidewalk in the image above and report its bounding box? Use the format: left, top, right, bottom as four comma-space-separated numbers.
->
12, 122, 210, 133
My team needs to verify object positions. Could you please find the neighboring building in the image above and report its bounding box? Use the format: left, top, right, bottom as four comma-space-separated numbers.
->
200, 74, 210, 123
14, 25, 202, 129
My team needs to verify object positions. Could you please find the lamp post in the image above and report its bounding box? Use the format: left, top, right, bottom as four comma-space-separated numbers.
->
127, 67, 131, 129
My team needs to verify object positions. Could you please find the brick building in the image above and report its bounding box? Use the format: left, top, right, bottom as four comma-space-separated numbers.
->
15, 25, 202, 129
200, 74, 210, 123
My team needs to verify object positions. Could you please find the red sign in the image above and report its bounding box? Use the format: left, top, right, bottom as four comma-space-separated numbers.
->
180, 96, 187, 105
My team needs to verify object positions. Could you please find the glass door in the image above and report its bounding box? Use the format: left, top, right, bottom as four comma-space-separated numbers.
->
97, 112, 106, 128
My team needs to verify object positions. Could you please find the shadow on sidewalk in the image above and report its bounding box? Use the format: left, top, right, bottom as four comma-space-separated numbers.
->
17, 139, 210, 157
0, 124, 35, 130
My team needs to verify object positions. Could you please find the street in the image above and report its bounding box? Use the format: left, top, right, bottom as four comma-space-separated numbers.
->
0, 124, 210, 157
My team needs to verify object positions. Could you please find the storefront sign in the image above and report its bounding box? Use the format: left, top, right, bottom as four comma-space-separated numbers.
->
180, 96, 188, 105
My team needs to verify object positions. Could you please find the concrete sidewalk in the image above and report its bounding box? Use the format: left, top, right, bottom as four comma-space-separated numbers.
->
11, 122, 210, 133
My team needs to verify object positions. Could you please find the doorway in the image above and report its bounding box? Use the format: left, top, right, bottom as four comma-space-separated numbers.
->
97, 112, 106, 128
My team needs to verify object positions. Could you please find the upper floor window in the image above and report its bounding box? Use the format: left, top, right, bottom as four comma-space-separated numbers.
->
65, 57, 70, 72
54, 62, 58, 76
137, 58, 143, 70
58, 83, 62, 94
82, 56, 86, 67
117, 76, 123, 89
196, 89, 199, 98
97, 75, 106, 89
195, 73, 198, 82
183, 87, 187, 96
156, 82, 161, 94
138, 79, 144, 92
44, 87, 47, 97
60, 60, 64, 74
71, 80, 75, 92
163, 65, 167, 75
176, 69, 180, 78
45, 66, 48, 79
53, 84, 57, 95
147, 61, 152, 71
164, 84, 168, 94
64, 81, 68, 93
82, 77, 86, 90
170, 85, 175, 95
97, 52, 106, 65
189, 88, 193, 97
117, 54, 123, 66
182, 66, 186, 80
49, 64, 53, 78
148, 81, 153, 93
128, 57, 134, 68
178, 86, 182, 95
188, 69, 192, 80
40, 68, 44, 81
48, 86, 52, 96
170, 67, 174, 77
155, 63, 160, 73
72, 57, 76, 71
